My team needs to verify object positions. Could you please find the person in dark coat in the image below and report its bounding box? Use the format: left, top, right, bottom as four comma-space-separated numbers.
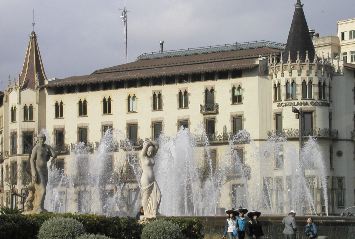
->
305, 217, 317, 238
247, 210, 264, 239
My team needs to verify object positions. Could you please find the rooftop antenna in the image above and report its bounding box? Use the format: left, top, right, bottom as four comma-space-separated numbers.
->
32, 8, 36, 32
120, 7, 128, 62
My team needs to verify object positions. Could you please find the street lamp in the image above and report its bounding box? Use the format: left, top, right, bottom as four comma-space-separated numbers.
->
292, 107, 303, 159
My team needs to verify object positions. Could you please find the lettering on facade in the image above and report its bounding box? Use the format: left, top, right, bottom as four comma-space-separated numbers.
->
276, 101, 330, 108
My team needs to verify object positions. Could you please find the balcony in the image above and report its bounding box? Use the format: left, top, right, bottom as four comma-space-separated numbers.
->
120, 139, 143, 151
200, 103, 219, 115
268, 128, 338, 139
52, 144, 70, 155
195, 132, 250, 146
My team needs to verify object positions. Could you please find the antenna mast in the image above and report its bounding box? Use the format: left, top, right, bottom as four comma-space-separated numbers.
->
32, 8, 36, 31
120, 7, 128, 62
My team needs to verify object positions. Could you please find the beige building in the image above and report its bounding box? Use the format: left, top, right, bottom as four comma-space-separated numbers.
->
0, 0, 354, 215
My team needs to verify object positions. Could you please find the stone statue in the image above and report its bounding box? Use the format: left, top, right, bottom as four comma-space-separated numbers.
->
25, 133, 57, 213
140, 140, 161, 218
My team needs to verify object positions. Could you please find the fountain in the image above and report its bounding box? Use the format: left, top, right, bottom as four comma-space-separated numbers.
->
44, 127, 329, 217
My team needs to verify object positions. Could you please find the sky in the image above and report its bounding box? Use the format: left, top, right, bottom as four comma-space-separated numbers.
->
0, 0, 354, 90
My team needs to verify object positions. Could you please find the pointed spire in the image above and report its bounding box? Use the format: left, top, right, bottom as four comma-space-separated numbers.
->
18, 31, 47, 90
282, 0, 315, 63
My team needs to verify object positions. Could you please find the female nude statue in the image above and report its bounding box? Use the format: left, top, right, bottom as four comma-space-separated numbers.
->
140, 140, 161, 218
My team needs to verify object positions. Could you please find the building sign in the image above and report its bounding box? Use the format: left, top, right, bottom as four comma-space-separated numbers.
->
277, 101, 330, 108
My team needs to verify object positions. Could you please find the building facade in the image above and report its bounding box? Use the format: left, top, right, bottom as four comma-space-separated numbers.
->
0, 0, 354, 215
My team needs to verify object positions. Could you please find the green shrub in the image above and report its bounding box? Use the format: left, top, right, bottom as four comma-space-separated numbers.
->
0, 213, 141, 239
163, 217, 204, 239
76, 234, 112, 239
141, 219, 183, 239
0, 206, 22, 215
38, 217, 85, 239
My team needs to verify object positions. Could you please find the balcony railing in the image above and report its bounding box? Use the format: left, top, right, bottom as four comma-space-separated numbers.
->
120, 139, 144, 151
268, 128, 338, 139
200, 103, 219, 115
195, 132, 250, 146
52, 144, 70, 155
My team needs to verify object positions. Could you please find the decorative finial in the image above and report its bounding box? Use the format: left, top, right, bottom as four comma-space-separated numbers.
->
296, 51, 300, 62
305, 50, 309, 62
288, 51, 291, 63
296, 0, 303, 8
32, 8, 36, 32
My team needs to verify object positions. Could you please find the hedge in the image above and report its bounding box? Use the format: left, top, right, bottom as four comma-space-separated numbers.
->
0, 213, 204, 239
0, 213, 141, 239
37, 217, 85, 239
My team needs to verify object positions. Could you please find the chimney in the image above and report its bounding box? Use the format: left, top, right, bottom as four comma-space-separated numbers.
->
160, 41, 164, 53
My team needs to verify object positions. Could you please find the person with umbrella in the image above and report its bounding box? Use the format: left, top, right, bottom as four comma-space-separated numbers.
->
223, 208, 238, 239
247, 210, 264, 239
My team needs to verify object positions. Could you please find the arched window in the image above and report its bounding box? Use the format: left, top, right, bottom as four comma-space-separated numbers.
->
178, 90, 183, 108
107, 97, 111, 114
178, 90, 189, 109
157, 92, 162, 110
11, 106, 16, 122
291, 81, 296, 99
79, 99, 87, 116
128, 95, 137, 112
273, 84, 277, 102
153, 92, 157, 110
103, 97, 107, 114
59, 101, 63, 117
132, 95, 137, 112
83, 100, 87, 116
322, 82, 326, 100
183, 90, 188, 108
55, 102, 59, 118
302, 80, 307, 99
285, 81, 291, 99
205, 88, 215, 105
232, 85, 242, 104
29, 104, 33, 121
307, 80, 313, 99
277, 82, 281, 101
153, 92, 162, 111
23, 105, 28, 121
78, 100, 83, 116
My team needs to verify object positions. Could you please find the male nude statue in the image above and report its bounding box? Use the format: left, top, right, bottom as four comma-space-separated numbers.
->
26, 133, 57, 213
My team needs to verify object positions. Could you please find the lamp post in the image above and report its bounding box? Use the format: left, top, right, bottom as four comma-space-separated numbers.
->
292, 107, 303, 159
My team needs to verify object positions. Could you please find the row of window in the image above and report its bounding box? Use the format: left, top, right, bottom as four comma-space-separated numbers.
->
53, 70, 244, 94
273, 80, 326, 101
340, 30, 355, 41
10, 105, 34, 123
342, 51, 355, 63
274, 112, 313, 134
54, 86, 243, 118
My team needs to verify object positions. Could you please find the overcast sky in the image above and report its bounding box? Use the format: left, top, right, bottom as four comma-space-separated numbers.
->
0, 0, 354, 89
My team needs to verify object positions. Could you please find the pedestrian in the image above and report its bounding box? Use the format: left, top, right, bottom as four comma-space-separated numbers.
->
247, 210, 264, 239
305, 217, 317, 238
223, 208, 238, 239
236, 207, 248, 239
282, 210, 297, 239
135, 206, 144, 220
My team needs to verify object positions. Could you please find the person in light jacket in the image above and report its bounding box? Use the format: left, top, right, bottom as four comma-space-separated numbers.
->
223, 208, 238, 239
282, 210, 297, 239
